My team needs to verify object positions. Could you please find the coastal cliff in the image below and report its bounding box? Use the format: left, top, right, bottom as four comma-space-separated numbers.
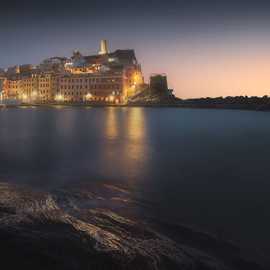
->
0, 182, 266, 270
128, 75, 178, 106
128, 89, 178, 105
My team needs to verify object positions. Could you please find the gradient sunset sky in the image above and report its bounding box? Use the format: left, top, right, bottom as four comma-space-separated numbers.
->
1, 0, 270, 98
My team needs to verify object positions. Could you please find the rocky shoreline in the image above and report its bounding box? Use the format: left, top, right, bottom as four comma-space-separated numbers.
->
0, 181, 267, 270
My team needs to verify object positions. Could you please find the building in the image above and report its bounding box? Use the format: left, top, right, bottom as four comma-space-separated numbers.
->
6, 66, 20, 76
56, 71, 124, 103
150, 74, 168, 93
2, 40, 144, 104
4, 78, 20, 99
18, 74, 38, 101
39, 57, 68, 73
0, 76, 6, 101
19, 64, 36, 75
38, 73, 56, 102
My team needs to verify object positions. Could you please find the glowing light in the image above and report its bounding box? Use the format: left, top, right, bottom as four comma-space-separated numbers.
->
85, 93, 92, 101
105, 107, 118, 140
124, 108, 148, 173
109, 95, 115, 102
22, 94, 28, 101
133, 72, 142, 85
55, 94, 64, 101
31, 91, 38, 100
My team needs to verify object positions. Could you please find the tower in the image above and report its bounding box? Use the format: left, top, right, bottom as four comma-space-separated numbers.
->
98, 39, 109, 55
150, 74, 168, 92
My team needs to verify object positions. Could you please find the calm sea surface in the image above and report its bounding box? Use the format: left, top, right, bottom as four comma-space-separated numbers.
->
0, 106, 269, 253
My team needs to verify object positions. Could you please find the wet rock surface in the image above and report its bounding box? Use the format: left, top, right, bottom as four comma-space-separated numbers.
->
0, 182, 266, 270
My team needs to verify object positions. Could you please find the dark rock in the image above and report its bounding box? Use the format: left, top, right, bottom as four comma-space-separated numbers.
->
0, 182, 266, 270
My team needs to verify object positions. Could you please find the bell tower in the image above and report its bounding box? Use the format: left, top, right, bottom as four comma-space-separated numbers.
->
98, 40, 109, 55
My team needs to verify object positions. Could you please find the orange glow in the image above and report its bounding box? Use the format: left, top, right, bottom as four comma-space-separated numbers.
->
105, 107, 118, 140
85, 93, 92, 101
22, 94, 28, 101
124, 108, 148, 172
55, 94, 64, 101
143, 40, 270, 98
132, 72, 143, 86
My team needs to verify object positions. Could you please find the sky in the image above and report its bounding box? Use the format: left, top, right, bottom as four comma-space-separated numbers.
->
1, 0, 270, 98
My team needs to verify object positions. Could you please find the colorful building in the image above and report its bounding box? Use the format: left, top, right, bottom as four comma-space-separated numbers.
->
2, 40, 144, 104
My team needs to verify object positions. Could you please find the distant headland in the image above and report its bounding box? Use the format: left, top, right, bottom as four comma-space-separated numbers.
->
128, 90, 270, 111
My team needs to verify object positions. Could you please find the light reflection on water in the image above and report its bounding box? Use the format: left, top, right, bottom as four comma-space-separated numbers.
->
125, 107, 148, 162
105, 107, 119, 140
0, 107, 270, 253
102, 107, 150, 185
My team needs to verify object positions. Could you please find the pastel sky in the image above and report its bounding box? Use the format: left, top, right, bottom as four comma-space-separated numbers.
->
1, 0, 270, 98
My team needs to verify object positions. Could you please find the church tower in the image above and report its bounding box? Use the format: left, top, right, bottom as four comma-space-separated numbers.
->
98, 40, 109, 55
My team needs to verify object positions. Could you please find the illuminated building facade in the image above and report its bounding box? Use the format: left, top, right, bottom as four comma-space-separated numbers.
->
2, 40, 144, 104
19, 75, 38, 101
38, 73, 56, 101
56, 71, 124, 103
0, 76, 5, 101
5, 78, 20, 99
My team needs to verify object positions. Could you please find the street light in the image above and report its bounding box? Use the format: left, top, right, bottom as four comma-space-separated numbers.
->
109, 95, 114, 102
85, 93, 92, 101
55, 94, 64, 102
22, 94, 28, 102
